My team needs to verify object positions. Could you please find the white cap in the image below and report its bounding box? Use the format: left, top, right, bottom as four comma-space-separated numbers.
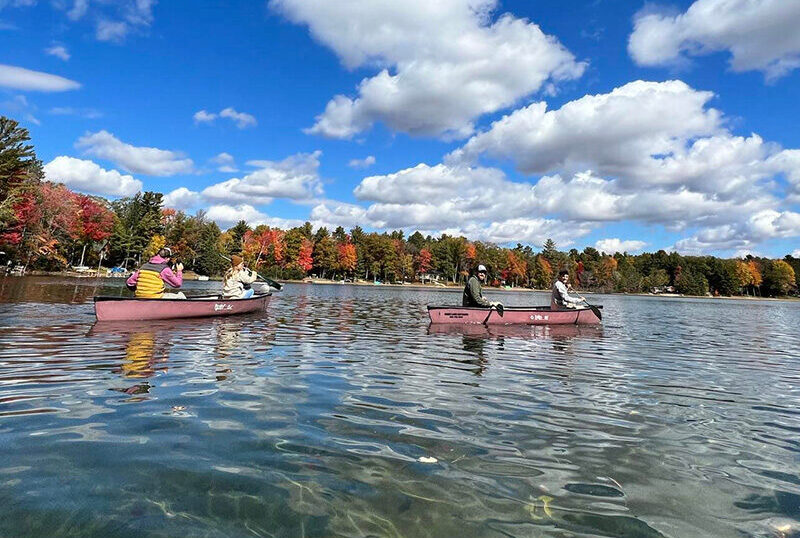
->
477, 264, 487, 272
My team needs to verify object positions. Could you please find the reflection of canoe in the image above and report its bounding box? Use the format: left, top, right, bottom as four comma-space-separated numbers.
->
94, 293, 270, 321
428, 322, 603, 339
428, 305, 602, 325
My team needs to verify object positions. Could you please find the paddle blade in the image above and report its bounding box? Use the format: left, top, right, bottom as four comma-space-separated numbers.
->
496, 303, 504, 317
588, 304, 602, 321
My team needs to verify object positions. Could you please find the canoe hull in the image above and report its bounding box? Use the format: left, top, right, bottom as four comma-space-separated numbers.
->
428, 305, 601, 325
94, 294, 270, 321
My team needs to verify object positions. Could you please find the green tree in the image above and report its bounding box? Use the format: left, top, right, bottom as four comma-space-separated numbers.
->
433, 235, 467, 283
313, 226, 330, 243
0, 117, 42, 234
195, 221, 226, 276
332, 226, 347, 243
0, 117, 39, 199
407, 231, 426, 251
642, 268, 669, 290
227, 220, 250, 254
763, 260, 796, 296
615, 258, 643, 293
108, 191, 163, 267
675, 266, 709, 296
313, 235, 337, 278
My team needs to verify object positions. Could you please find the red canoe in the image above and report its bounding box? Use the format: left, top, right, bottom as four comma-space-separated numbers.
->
94, 293, 271, 321
428, 305, 602, 325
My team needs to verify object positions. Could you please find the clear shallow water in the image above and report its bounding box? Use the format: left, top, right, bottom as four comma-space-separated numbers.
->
1, 276, 799, 537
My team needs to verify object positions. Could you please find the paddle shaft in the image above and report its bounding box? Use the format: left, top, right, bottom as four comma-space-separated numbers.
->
481, 303, 503, 325
482, 305, 495, 325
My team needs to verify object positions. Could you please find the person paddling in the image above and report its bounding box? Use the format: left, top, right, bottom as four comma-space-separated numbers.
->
463, 264, 502, 309
551, 269, 584, 310
222, 255, 257, 299
126, 247, 185, 299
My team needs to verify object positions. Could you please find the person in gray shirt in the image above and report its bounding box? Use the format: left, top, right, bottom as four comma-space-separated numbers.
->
551, 269, 585, 309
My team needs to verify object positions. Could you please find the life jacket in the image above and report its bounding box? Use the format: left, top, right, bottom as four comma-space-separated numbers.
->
135, 261, 168, 298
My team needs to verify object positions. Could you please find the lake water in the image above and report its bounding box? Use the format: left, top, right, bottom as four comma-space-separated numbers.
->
1, 276, 799, 537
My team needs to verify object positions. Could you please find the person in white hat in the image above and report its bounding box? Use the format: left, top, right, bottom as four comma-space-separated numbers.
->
462, 264, 502, 308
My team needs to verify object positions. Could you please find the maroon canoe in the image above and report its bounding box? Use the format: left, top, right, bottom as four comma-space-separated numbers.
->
94, 293, 270, 321
428, 305, 602, 325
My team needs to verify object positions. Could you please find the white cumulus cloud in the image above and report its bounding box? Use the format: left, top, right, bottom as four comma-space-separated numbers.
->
310, 202, 368, 229
628, 0, 800, 80
219, 107, 257, 129
194, 107, 257, 129
163, 187, 201, 210
673, 210, 800, 253
272, 0, 585, 139
44, 45, 70, 61
201, 151, 323, 204
193, 110, 217, 124
348, 155, 376, 169
210, 152, 237, 172
43, 156, 142, 197
205, 204, 304, 230
76, 130, 194, 176
0, 64, 80, 92
595, 238, 647, 255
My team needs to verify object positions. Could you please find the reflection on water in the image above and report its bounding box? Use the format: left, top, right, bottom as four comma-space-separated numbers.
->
1, 276, 799, 537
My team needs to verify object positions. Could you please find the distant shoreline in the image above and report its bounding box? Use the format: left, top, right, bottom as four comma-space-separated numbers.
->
12, 271, 799, 302
284, 278, 799, 301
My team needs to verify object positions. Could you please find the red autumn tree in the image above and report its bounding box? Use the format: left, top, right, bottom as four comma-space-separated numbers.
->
416, 248, 432, 276
76, 195, 113, 243
0, 191, 38, 246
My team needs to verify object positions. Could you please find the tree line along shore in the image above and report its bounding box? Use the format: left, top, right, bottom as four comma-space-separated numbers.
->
2, 116, 798, 297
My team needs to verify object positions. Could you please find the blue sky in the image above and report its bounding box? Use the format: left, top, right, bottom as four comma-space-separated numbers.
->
2, 0, 800, 257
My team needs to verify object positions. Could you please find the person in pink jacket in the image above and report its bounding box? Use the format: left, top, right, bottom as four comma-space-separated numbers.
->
126, 247, 185, 299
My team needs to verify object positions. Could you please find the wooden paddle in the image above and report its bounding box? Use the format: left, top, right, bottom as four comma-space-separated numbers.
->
566, 282, 601, 321
219, 254, 283, 291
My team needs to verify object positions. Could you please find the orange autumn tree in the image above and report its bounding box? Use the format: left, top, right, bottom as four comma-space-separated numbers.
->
243, 227, 285, 270
747, 260, 762, 289
533, 255, 552, 289
503, 250, 527, 287
295, 238, 314, 272
596, 256, 618, 290
465, 242, 476, 273
337, 241, 357, 276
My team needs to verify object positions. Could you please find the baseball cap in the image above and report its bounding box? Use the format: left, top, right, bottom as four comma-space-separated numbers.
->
477, 264, 487, 273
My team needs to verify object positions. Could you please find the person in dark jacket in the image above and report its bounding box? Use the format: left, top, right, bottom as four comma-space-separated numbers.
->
463, 264, 502, 308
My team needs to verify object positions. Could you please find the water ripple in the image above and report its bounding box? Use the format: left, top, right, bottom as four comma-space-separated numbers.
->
1, 278, 799, 537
